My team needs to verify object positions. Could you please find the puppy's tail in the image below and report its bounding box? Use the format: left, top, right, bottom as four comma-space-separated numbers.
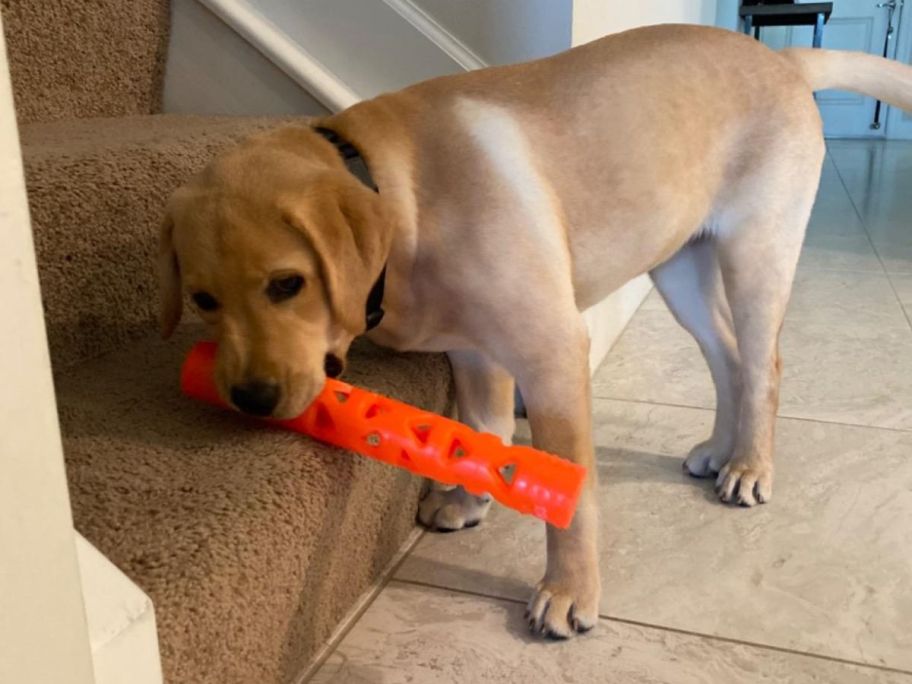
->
782, 48, 912, 112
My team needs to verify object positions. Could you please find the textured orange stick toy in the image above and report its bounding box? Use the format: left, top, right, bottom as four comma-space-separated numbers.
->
181, 341, 586, 528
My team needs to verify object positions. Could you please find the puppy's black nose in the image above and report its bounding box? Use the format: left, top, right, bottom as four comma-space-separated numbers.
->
230, 381, 280, 417
324, 353, 345, 379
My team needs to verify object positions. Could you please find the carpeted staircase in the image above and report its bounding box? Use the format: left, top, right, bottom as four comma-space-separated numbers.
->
2, 3, 453, 682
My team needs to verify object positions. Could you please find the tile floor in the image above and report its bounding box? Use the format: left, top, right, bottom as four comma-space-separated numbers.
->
309, 141, 912, 683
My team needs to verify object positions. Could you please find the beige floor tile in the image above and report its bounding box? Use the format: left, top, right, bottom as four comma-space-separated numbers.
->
860, 215, 912, 251
827, 140, 912, 198
309, 583, 909, 684
867, 206, 912, 238
807, 194, 862, 237
592, 305, 714, 407
800, 233, 884, 273
396, 401, 912, 670
893, 274, 912, 314
875, 241, 912, 274
780, 323, 912, 429
806, 165, 868, 239
593, 270, 912, 430
827, 141, 912, 266
827, 188, 912, 246
786, 268, 905, 323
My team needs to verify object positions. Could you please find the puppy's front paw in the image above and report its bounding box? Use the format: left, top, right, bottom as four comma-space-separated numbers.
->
417, 485, 491, 532
525, 571, 600, 639
715, 458, 773, 506
683, 439, 731, 477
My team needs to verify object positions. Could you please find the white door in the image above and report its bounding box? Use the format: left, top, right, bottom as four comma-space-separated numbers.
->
757, 1, 900, 138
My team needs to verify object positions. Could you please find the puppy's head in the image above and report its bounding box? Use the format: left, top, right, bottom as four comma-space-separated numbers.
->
159, 127, 390, 419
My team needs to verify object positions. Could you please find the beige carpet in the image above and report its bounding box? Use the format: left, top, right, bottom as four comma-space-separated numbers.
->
19, 115, 286, 370
1, 0, 170, 122
58, 327, 452, 683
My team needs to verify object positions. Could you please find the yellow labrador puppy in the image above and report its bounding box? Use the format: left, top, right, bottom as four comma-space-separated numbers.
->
159, 25, 912, 638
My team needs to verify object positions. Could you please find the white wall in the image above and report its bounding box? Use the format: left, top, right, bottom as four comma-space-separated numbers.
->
416, 0, 720, 63
243, 0, 467, 97
413, 0, 573, 64
0, 15, 96, 684
573, 0, 719, 44
715, 0, 740, 32
165, 0, 330, 116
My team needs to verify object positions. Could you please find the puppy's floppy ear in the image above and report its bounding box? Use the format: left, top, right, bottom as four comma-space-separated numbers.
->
158, 211, 183, 339
283, 183, 391, 334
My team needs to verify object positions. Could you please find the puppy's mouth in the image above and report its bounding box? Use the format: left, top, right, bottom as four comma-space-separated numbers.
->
271, 380, 322, 420
271, 357, 345, 420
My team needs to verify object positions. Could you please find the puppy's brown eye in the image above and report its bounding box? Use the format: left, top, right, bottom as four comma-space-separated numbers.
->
267, 274, 304, 303
192, 291, 219, 312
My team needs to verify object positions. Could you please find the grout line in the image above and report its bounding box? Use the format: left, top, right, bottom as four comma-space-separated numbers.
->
590, 395, 714, 413
828, 146, 912, 333
604, 615, 912, 677
797, 265, 896, 275
589, 394, 912, 434
297, 527, 427, 683
391, 577, 528, 605
391, 578, 912, 677
888, 271, 912, 332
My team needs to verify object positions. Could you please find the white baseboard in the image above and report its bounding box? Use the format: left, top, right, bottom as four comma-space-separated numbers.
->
583, 275, 653, 374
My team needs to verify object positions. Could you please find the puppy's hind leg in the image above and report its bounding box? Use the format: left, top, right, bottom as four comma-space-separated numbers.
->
714, 200, 812, 507
417, 350, 515, 532
650, 238, 741, 477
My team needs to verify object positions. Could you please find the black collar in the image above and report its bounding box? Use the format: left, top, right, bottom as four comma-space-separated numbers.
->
315, 126, 386, 331
315, 126, 379, 193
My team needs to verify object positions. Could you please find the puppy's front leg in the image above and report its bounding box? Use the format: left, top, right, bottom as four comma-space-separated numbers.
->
516, 326, 601, 638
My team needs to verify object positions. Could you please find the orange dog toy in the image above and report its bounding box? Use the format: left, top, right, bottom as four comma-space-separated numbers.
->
181, 341, 585, 528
